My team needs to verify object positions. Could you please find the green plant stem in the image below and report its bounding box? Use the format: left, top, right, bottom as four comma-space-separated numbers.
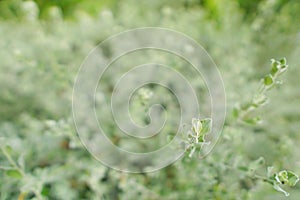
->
252, 174, 274, 185
223, 163, 274, 185
0, 166, 14, 170
0, 146, 24, 176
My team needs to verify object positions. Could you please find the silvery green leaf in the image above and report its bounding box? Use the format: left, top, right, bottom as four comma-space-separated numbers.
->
18, 153, 25, 170
253, 94, 268, 106
200, 118, 212, 136
273, 183, 289, 197
286, 171, 299, 187
192, 118, 202, 135
250, 157, 265, 168
248, 157, 265, 176
267, 166, 274, 177
278, 64, 288, 75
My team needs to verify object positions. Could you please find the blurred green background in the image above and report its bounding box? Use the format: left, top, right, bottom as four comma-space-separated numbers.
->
0, 0, 300, 199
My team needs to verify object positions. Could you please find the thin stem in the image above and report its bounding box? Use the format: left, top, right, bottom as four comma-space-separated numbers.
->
253, 174, 274, 184
0, 166, 15, 170
0, 147, 24, 176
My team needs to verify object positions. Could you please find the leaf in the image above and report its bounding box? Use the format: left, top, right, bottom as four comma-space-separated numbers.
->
271, 64, 280, 75
192, 118, 202, 135
264, 74, 274, 86
271, 59, 278, 68
286, 171, 299, 187
4, 145, 13, 155
238, 166, 249, 172
274, 170, 299, 187
248, 157, 265, 175
279, 57, 287, 65
273, 183, 289, 197
6, 169, 23, 179
267, 166, 274, 177
243, 116, 262, 125
200, 118, 212, 135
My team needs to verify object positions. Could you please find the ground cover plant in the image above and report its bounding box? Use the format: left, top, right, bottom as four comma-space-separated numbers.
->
1, 0, 300, 199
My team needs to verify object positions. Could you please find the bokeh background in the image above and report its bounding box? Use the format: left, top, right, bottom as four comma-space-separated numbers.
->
0, 0, 300, 199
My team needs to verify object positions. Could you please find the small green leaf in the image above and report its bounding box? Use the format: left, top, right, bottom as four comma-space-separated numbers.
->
6, 169, 23, 179
248, 157, 265, 174
232, 107, 239, 118
286, 171, 299, 187
238, 166, 248, 172
278, 64, 288, 74
264, 75, 274, 86
243, 116, 262, 125
279, 57, 287, 65
200, 118, 212, 135
192, 118, 202, 135
271, 65, 279, 75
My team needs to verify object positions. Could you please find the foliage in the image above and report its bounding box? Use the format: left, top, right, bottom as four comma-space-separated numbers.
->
0, 0, 300, 199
